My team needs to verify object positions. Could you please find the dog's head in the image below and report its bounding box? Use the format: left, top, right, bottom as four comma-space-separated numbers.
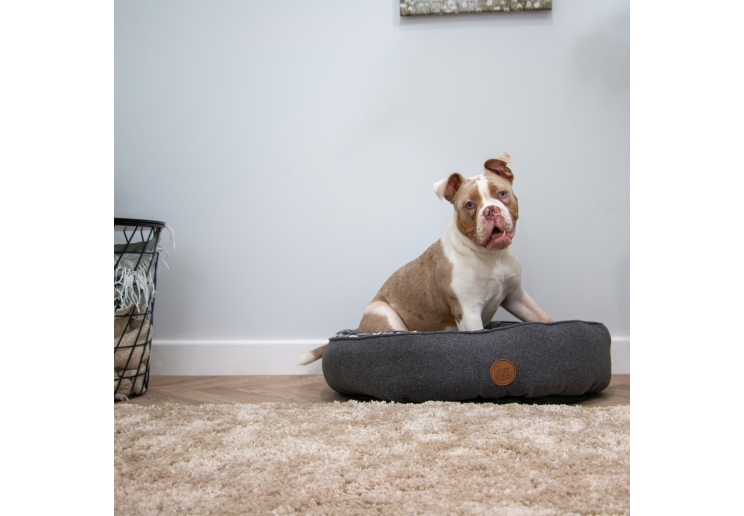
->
434, 153, 519, 251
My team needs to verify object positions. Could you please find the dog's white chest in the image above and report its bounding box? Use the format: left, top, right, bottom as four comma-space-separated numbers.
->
441, 229, 522, 325
453, 252, 519, 302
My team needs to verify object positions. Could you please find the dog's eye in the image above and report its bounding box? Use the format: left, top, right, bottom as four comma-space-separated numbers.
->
499, 191, 507, 198
465, 201, 475, 209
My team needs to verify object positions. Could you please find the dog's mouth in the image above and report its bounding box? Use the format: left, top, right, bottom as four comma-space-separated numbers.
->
482, 224, 515, 250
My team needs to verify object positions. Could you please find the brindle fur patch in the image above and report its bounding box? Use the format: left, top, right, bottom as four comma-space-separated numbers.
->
359, 240, 462, 332
358, 312, 398, 333
487, 175, 519, 224
454, 187, 481, 243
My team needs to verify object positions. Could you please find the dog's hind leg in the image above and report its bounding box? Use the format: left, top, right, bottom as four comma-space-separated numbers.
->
298, 301, 407, 366
357, 301, 408, 333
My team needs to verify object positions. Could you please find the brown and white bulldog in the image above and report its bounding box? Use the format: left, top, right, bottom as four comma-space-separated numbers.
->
298, 153, 553, 366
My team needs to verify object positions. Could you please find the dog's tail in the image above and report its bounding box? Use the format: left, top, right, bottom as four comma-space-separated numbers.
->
298, 344, 327, 366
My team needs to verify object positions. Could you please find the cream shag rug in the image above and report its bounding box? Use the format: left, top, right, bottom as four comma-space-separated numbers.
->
115, 402, 629, 515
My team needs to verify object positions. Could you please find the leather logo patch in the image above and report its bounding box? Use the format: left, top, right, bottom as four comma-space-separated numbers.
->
490, 360, 516, 386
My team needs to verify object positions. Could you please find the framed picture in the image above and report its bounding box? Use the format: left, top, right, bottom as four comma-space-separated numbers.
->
400, 0, 552, 16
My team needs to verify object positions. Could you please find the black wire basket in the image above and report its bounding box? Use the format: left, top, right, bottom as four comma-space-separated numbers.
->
114, 218, 165, 401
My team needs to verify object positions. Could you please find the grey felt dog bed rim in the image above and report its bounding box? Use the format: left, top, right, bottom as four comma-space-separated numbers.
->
322, 320, 612, 403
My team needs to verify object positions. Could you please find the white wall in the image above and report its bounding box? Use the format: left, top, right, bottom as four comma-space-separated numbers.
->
115, 0, 629, 373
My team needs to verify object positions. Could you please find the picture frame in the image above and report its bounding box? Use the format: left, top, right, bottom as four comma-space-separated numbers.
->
400, 0, 552, 16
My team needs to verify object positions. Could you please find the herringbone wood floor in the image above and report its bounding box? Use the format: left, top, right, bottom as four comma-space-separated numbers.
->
122, 375, 629, 407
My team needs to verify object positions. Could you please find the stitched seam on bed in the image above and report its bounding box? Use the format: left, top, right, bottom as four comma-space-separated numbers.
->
328, 320, 608, 342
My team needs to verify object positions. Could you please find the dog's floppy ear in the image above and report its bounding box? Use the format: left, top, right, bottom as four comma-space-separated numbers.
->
484, 153, 514, 183
433, 173, 464, 203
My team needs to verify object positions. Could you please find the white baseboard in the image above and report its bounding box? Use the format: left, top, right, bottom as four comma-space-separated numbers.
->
610, 337, 630, 374
151, 337, 630, 376
150, 340, 327, 375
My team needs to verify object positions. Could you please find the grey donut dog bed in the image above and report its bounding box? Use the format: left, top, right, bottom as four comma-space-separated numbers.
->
322, 320, 612, 403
